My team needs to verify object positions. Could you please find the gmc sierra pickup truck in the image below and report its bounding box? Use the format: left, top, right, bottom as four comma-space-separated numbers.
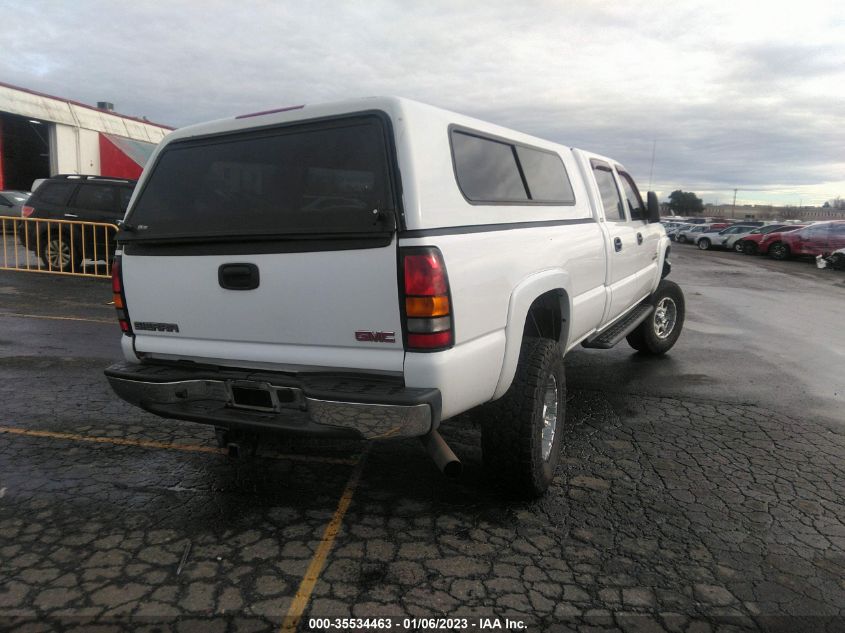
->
105, 97, 684, 497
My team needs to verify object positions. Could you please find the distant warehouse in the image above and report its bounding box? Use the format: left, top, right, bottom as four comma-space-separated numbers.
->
0, 81, 172, 191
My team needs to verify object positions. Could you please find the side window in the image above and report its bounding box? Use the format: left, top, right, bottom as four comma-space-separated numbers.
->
36, 182, 76, 206
119, 188, 133, 212
591, 161, 625, 221
617, 170, 645, 221
451, 131, 528, 202
73, 185, 117, 213
514, 146, 575, 203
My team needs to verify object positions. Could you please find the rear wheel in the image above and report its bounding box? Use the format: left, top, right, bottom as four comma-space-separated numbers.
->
734, 241, 745, 253
769, 242, 790, 260
697, 238, 711, 250
482, 337, 565, 498
40, 230, 82, 272
626, 280, 685, 355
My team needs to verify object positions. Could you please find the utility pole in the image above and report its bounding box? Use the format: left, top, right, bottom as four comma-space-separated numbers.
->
732, 188, 738, 218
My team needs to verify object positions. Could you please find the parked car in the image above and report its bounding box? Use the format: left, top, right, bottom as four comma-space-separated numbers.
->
666, 223, 691, 241
104, 96, 684, 498
676, 224, 711, 243
20, 175, 136, 270
754, 225, 808, 256
0, 190, 30, 218
728, 224, 793, 253
660, 220, 685, 232
693, 224, 756, 250
769, 221, 845, 261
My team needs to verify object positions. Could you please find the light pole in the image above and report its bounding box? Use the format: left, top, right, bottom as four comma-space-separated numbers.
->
732, 189, 738, 218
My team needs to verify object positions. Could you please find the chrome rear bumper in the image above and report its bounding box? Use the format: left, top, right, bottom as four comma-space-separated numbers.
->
105, 362, 439, 440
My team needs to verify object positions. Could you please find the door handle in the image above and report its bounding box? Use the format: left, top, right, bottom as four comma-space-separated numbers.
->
219, 263, 260, 290
637, 232, 643, 245
614, 237, 623, 252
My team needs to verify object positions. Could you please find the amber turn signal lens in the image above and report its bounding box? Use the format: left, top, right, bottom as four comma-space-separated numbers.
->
113, 293, 124, 309
406, 295, 449, 317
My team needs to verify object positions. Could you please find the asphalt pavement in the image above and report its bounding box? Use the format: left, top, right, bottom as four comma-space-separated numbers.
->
0, 242, 843, 632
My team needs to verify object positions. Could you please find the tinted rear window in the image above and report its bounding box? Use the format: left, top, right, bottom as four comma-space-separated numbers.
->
74, 184, 117, 213
35, 182, 75, 206
126, 116, 395, 240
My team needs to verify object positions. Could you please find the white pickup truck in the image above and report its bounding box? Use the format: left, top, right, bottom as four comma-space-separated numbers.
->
105, 97, 684, 497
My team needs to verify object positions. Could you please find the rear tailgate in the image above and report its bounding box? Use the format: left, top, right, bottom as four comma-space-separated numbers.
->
119, 114, 404, 374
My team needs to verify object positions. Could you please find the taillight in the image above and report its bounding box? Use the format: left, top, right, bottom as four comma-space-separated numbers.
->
21, 205, 34, 218
401, 247, 453, 351
111, 257, 132, 336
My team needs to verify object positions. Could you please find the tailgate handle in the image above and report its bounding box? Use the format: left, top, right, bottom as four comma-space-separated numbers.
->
219, 263, 260, 290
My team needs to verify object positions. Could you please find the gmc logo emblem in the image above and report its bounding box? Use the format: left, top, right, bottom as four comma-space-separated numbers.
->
355, 330, 396, 343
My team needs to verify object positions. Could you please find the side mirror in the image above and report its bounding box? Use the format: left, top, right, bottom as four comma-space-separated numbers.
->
646, 191, 661, 223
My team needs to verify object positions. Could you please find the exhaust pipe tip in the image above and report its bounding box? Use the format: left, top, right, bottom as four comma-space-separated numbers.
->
442, 459, 463, 479
421, 430, 462, 479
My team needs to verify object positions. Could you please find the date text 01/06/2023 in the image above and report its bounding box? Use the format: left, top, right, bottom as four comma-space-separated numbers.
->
306, 617, 528, 630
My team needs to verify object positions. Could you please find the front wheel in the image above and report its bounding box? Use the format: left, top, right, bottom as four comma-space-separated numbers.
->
697, 238, 711, 250
733, 241, 745, 253
742, 241, 758, 255
626, 280, 685, 355
769, 242, 790, 260
482, 337, 565, 498
677, 235, 688, 243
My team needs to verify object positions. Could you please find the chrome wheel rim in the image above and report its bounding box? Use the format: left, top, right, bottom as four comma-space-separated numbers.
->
48, 239, 70, 268
540, 375, 558, 461
653, 297, 677, 339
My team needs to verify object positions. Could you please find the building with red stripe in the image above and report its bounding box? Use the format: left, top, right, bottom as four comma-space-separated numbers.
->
0, 82, 172, 191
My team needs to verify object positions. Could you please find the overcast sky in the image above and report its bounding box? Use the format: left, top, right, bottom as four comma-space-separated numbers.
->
2, 0, 843, 205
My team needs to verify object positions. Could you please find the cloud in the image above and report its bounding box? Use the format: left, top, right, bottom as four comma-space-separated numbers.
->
1, 0, 843, 204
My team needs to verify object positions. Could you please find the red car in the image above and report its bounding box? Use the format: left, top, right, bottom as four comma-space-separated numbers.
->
768, 221, 845, 260
744, 225, 806, 255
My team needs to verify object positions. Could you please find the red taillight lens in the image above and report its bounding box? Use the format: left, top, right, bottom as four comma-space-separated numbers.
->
111, 257, 132, 336
401, 247, 453, 351
404, 253, 448, 295
111, 259, 122, 293
21, 205, 34, 218
408, 332, 452, 349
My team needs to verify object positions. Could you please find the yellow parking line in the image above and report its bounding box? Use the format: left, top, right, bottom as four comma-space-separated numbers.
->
0, 312, 114, 324
0, 426, 359, 466
281, 447, 369, 632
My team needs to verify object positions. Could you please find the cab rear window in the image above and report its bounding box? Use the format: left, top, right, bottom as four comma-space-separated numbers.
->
125, 116, 396, 240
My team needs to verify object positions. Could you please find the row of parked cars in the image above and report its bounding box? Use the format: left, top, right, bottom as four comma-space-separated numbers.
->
662, 218, 845, 268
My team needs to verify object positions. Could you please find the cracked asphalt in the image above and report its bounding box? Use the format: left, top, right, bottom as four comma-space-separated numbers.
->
0, 243, 843, 632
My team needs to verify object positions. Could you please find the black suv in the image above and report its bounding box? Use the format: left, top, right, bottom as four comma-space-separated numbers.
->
21, 175, 135, 271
